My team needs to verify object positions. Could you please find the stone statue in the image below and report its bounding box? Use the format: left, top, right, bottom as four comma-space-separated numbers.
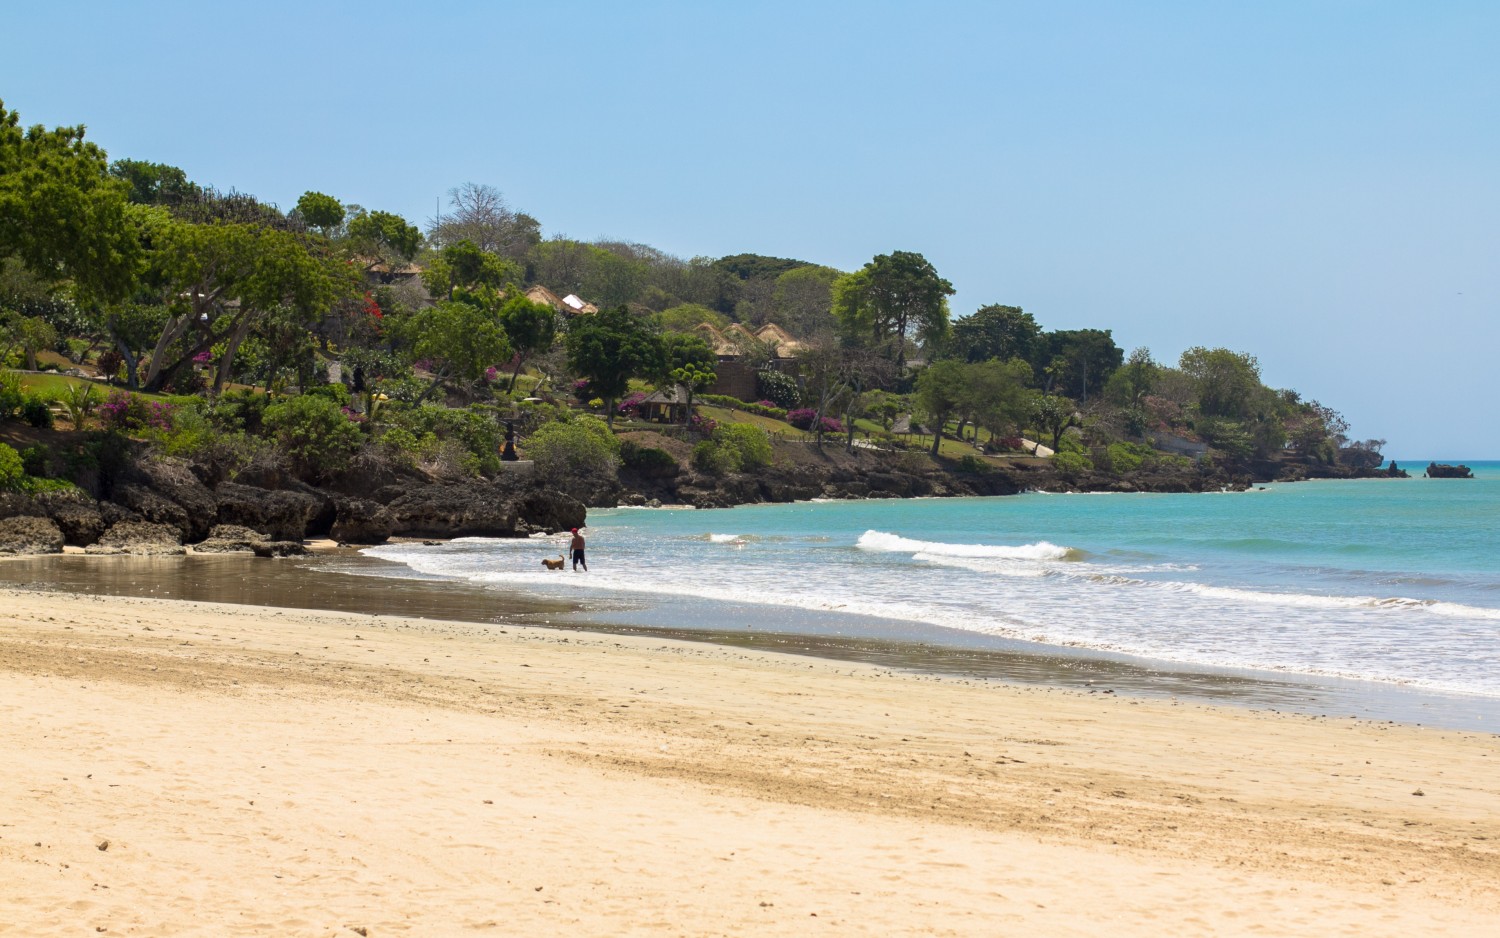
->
501, 420, 519, 462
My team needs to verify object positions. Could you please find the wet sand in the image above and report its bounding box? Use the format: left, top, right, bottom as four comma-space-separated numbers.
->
2, 586, 1498, 936
3, 550, 1496, 731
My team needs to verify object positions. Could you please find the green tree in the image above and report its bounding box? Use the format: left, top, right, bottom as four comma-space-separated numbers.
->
422, 239, 520, 300
1031, 393, 1079, 453
496, 293, 557, 392
295, 191, 345, 233
771, 265, 840, 335
409, 300, 511, 403
138, 214, 352, 393
346, 208, 421, 260
949, 305, 1041, 365
566, 305, 663, 427
1039, 328, 1122, 402
1178, 347, 1263, 419
108, 158, 201, 206
0, 99, 139, 302
832, 251, 953, 366
961, 358, 1034, 443
1104, 347, 1160, 409
914, 359, 969, 456
15, 315, 57, 370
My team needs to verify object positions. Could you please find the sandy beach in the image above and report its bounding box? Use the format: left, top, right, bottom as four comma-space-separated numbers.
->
2, 587, 1497, 936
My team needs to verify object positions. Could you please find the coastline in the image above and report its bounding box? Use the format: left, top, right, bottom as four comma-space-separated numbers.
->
4, 550, 1499, 732
3, 586, 1497, 935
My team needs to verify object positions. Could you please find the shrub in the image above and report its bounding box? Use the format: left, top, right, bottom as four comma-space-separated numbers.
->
756, 369, 800, 409
59, 381, 100, 428
98, 391, 177, 433
304, 382, 353, 407
1106, 442, 1145, 474
1052, 451, 1094, 477
692, 424, 772, 475
957, 454, 992, 474
21, 394, 53, 429
0, 443, 24, 491
19, 444, 51, 477
0, 373, 24, 419
620, 441, 679, 475
209, 389, 269, 434
95, 349, 124, 383
262, 394, 365, 479
718, 424, 772, 470
526, 415, 621, 479
388, 404, 503, 476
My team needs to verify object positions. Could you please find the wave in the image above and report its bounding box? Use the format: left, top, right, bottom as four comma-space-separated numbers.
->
857, 530, 1079, 561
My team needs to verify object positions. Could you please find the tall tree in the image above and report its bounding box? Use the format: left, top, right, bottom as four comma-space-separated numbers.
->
831, 251, 953, 367
496, 293, 557, 392
137, 214, 352, 393
0, 99, 139, 303
913, 359, 969, 456
409, 300, 511, 403
1039, 328, 1122, 402
295, 191, 345, 234
346, 209, 421, 260
565, 305, 662, 427
428, 183, 539, 261
1178, 346, 1263, 419
109, 158, 201, 207
771, 264, 840, 336
949, 304, 1041, 364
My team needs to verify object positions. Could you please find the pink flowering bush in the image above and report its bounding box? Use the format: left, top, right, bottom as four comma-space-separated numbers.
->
786, 408, 843, 433
98, 391, 177, 432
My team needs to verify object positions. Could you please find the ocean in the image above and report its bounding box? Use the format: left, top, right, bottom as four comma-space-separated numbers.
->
364, 462, 1500, 706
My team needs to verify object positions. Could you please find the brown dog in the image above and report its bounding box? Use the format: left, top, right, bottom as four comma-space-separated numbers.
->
541, 555, 566, 571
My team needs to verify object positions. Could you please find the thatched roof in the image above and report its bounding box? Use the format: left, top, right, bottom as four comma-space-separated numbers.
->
755, 323, 802, 358
693, 323, 740, 356
525, 285, 598, 315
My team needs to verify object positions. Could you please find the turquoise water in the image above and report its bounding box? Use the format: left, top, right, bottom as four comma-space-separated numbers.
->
366, 462, 1500, 698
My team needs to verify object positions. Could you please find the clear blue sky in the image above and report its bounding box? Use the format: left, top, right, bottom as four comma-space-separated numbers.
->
5, 1, 1497, 457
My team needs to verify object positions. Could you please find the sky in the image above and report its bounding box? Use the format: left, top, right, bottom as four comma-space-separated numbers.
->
4, 0, 1497, 458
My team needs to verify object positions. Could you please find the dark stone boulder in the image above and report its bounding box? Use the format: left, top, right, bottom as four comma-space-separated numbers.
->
251, 540, 306, 557
385, 483, 520, 538
114, 483, 193, 542
34, 488, 108, 547
0, 515, 65, 554
0, 492, 45, 520
121, 458, 218, 541
215, 483, 322, 541
512, 490, 586, 535
330, 496, 394, 545
85, 520, 185, 555
193, 524, 268, 553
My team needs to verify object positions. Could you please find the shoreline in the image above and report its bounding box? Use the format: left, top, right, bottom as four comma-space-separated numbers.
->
2, 587, 1497, 934
2, 550, 1497, 733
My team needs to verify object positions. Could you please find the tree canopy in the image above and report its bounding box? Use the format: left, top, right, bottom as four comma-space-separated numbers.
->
832, 251, 953, 365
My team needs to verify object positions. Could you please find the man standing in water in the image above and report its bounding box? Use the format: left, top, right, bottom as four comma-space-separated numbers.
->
569, 527, 587, 572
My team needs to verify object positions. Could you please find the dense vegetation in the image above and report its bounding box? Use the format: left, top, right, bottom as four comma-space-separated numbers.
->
0, 96, 1382, 500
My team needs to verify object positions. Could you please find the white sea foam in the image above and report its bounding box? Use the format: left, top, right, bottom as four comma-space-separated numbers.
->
708, 533, 741, 543
857, 530, 1075, 561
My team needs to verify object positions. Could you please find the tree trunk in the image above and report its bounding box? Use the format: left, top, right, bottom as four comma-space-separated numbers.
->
212, 311, 260, 396
930, 414, 945, 456
413, 371, 447, 406
507, 355, 527, 393
107, 329, 139, 390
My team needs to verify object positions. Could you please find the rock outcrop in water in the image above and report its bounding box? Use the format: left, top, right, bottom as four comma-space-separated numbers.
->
1425, 462, 1474, 479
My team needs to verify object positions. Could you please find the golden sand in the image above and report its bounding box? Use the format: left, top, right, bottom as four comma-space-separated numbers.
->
2, 588, 1496, 936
